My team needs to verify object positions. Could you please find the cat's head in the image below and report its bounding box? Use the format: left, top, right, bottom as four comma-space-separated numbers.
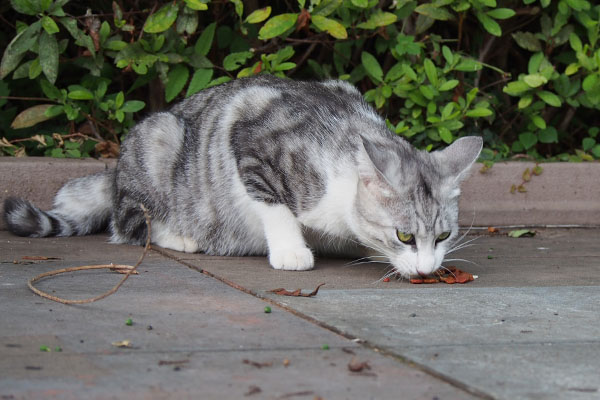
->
353, 136, 482, 278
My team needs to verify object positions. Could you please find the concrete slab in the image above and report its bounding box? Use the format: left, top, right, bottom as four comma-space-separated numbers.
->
154, 228, 600, 400
0, 233, 479, 400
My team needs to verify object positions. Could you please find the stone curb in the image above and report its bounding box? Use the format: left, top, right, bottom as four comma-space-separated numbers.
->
1, 157, 599, 230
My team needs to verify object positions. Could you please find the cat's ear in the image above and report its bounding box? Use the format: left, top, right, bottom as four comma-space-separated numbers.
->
357, 139, 397, 198
432, 136, 482, 183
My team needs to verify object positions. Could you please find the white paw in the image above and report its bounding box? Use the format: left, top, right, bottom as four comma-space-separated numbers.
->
269, 247, 315, 271
154, 235, 198, 253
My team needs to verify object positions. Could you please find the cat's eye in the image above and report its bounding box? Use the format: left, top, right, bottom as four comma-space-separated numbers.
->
436, 231, 451, 243
396, 231, 415, 245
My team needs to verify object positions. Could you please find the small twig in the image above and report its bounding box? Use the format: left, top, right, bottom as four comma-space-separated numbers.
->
28, 204, 151, 304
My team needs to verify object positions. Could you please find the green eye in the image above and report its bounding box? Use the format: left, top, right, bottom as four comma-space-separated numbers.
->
396, 231, 415, 244
437, 231, 451, 242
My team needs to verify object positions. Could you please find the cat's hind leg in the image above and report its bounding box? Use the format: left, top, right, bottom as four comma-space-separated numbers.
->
253, 203, 314, 271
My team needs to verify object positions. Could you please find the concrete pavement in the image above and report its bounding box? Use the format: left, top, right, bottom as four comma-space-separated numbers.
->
1, 228, 599, 399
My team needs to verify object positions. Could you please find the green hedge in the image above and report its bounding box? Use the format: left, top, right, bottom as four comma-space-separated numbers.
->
0, 0, 599, 162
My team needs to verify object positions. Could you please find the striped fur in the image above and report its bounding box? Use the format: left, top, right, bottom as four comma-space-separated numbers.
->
3, 75, 482, 276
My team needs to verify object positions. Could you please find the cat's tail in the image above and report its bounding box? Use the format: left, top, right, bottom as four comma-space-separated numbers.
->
3, 170, 114, 238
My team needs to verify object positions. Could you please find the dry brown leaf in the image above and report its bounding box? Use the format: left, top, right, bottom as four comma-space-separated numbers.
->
268, 283, 325, 297
109, 264, 139, 275
21, 256, 62, 261
410, 267, 475, 285
95, 141, 120, 158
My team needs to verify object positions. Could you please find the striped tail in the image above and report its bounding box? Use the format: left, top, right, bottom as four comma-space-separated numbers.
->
3, 171, 114, 238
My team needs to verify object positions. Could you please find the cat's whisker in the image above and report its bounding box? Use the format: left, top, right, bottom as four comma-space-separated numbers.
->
447, 236, 480, 254
438, 265, 457, 280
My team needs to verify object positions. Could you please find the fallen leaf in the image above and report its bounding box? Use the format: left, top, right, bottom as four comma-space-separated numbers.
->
348, 358, 371, 372
243, 359, 272, 368
111, 340, 132, 348
487, 227, 499, 233
268, 283, 325, 297
508, 229, 536, 238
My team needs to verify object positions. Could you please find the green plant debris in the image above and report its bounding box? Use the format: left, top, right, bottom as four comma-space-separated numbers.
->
321, 344, 330, 350
264, 306, 271, 314
125, 318, 133, 326
508, 229, 536, 238
54, 346, 62, 352
39, 345, 51, 352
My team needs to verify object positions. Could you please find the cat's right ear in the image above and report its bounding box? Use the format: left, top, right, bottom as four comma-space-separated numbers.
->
357, 139, 396, 198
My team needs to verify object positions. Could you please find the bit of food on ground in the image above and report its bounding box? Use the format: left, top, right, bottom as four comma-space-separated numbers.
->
409, 266, 477, 284
487, 227, 499, 233
111, 340, 132, 348
347, 358, 371, 372
382, 277, 391, 282
268, 283, 325, 297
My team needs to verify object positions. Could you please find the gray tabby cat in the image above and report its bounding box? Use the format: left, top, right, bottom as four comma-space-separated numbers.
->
3, 75, 482, 277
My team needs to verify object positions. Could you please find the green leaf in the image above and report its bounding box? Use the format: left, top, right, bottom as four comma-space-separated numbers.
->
165, 64, 189, 103
527, 52, 544, 74
121, 100, 146, 113
565, 63, 579, 76
144, 3, 179, 33
419, 85, 435, 100
183, 0, 208, 10
503, 81, 530, 96
519, 132, 538, 149
194, 22, 216, 56
68, 88, 94, 100
454, 58, 481, 72
59, 17, 95, 56
508, 229, 536, 238
423, 59, 438, 87
28, 58, 41, 79
569, 32, 582, 52
41, 15, 60, 34
512, 31, 542, 52
44, 104, 64, 118
565, 0, 590, 11
537, 91, 562, 107
223, 51, 253, 71
465, 108, 493, 117
357, 10, 398, 29
582, 75, 598, 92
414, 4, 454, 21
40, 79, 62, 100
186, 68, 213, 97
312, 15, 347, 39
11, 104, 55, 129
258, 13, 298, 40
582, 137, 595, 151
245, 6, 271, 23
476, 12, 502, 36
312, 0, 342, 16
10, 0, 39, 15
438, 126, 453, 144
361, 51, 383, 83
523, 74, 547, 88
539, 127, 558, 143
531, 114, 546, 129
486, 8, 515, 19
115, 91, 124, 108
0, 22, 41, 79
38, 30, 58, 84
518, 94, 533, 109
442, 45, 453, 65
351, 0, 368, 7
439, 80, 459, 91
229, 0, 243, 17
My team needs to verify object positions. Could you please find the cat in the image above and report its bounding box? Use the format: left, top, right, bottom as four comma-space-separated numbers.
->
3, 75, 482, 277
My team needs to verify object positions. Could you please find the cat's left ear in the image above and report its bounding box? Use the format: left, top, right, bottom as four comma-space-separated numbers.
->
432, 136, 483, 184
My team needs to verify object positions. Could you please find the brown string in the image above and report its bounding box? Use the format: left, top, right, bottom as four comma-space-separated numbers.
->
27, 204, 152, 304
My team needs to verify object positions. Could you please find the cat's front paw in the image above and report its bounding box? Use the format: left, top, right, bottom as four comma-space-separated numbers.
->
269, 247, 314, 271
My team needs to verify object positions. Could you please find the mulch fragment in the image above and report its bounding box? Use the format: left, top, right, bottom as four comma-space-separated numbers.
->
268, 283, 325, 297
